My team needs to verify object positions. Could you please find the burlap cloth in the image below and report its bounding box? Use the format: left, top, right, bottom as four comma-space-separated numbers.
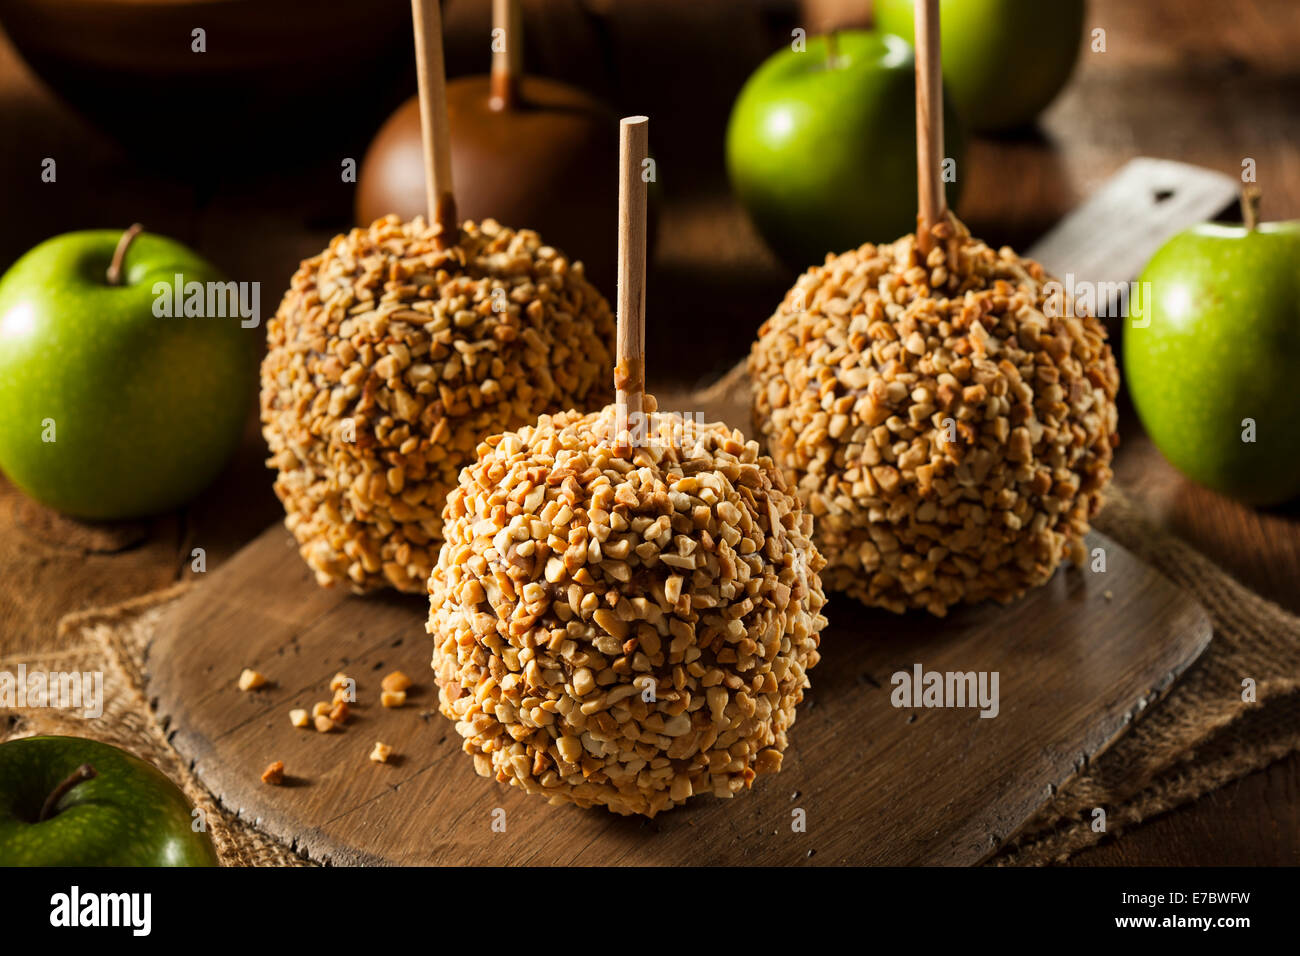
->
3, 374, 1299, 865
1, 584, 307, 867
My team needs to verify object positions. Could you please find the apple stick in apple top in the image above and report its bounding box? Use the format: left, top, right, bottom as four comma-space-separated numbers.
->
411, 0, 457, 245
913, 0, 945, 256
614, 116, 650, 452
490, 0, 524, 110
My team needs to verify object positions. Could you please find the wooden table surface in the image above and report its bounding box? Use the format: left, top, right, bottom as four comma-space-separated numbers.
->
1, 0, 1296, 865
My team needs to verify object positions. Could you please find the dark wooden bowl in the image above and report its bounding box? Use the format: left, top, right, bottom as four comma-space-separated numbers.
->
0, 0, 411, 158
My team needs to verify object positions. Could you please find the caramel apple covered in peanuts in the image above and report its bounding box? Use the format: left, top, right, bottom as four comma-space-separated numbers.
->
261, 217, 613, 592
259, 0, 614, 593
748, 2, 1119, 616
749, 220, 1118, 615
426, 117, 827, 816
427, 401, 826, 815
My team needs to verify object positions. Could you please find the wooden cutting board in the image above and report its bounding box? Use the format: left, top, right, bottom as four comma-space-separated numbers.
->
147, 158, 1231, 866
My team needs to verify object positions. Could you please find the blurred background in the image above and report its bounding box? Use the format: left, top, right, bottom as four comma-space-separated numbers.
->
0, 0, 1297, 863
2, 0, 1296, 377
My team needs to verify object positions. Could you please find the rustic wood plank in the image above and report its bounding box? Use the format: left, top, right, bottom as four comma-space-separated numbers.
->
147, 522, 1210, 865
145, 150, 1233, 865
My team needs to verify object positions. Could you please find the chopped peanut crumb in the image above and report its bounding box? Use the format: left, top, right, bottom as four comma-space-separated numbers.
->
381, 689, 407, 708
754, 748, 783, 774
289, 709, 309, 728
314, 714, 336, 733
370, 742, 393, 763
381, 671, 412, 694
329, 701, 350, 724
238, 668, 267, 691
261, 761, 285, 785
311, 701, 331, 718
329, 672, 351, 692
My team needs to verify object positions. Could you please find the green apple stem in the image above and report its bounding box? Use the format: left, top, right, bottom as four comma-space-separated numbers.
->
1242, 185, 1261, 232
38, 763, 97, 822
825, 30, 839, 67
106, 224, 144, 286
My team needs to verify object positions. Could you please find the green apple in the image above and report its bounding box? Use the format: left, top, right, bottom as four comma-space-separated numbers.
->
875, 0, 1086, 132
726, 30, 964, 269
0, 227, 255, 519
0, 735, 218, 866
1126, 211, 1300, 506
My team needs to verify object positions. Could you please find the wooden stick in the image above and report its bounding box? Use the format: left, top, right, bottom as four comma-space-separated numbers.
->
914, 0, 944, 255
615, 116, 650, 443
411, 0, 457, 242
490, 0, 523, 111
